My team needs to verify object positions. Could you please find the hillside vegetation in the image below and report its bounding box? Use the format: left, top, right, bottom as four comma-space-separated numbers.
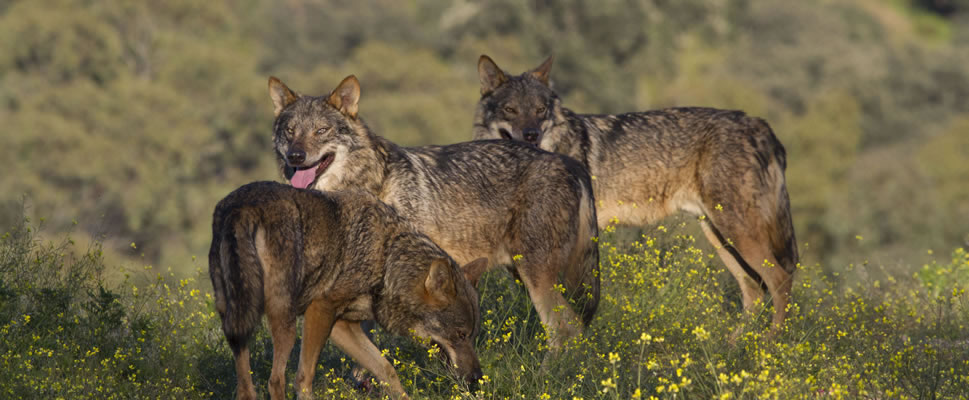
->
1, 0, 967, 276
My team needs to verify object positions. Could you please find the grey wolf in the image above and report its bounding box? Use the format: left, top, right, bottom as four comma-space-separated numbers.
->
267, 75, 600, 352
208, 181, 487, 399
471, 55, 799, 331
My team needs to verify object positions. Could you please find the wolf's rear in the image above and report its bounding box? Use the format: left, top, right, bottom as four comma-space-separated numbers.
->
209, 206, 266, 353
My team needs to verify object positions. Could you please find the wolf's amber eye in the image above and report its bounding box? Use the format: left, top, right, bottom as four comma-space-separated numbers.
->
503, 106, 517, 115
315, 127, 329, 135
286, 128, 294, 136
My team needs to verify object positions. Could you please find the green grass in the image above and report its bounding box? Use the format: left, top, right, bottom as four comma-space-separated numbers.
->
1, 215, 967, 399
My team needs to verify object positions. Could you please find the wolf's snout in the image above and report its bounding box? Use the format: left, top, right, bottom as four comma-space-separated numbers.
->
465, 367, 483, 390
523, 128, 540, 143
286, 149, 306, 165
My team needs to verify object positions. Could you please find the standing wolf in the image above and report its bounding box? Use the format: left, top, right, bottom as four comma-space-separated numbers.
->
209, 181, 487, 400
267, 75, 600, 352
471, 55, 799, 331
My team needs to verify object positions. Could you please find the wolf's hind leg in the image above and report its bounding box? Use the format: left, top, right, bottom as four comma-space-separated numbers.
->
700, 216, 793, 337
698, 219, 765, 313
232, 346, 257, 400
295, 299, 337, 399
266, 309, 297, 400
515, 259, 583, 354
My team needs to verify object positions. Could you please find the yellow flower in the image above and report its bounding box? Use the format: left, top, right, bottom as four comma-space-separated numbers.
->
600, 377, 617, 392
692, 325, 710, 341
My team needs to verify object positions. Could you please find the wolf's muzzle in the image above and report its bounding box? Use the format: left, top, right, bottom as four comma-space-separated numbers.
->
286, 149, 306, 165
523, 128, 540, 144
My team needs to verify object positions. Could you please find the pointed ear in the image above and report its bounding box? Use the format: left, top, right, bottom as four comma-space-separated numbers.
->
478, 55, 507, 95
461, 257, 489, 289
530, 55, 554, 86
268, 76, 300, 117
424, 258, 455, 300
327, 75, 361, 119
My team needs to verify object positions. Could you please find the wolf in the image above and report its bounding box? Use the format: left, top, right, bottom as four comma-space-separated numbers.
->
267, 75, 600, 352
471, 55, 799, 332
208, 181, 488, 400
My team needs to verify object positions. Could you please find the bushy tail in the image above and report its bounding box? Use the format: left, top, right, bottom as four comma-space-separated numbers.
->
563, 185, 601, 326
208, 213, 265, 353
770, 182, 799, 275
758, 118, 799, 275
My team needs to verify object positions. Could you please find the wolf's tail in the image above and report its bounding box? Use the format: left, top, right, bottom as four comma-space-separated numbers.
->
208, 210, 265, 354
758, 118, 799, 275
770, 179, 799, 276
563, 181, 601, 326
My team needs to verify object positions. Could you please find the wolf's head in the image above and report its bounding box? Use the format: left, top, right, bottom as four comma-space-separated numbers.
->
268, 75, 371, 190
472, 55, 564, 148
381, 251, 488, 387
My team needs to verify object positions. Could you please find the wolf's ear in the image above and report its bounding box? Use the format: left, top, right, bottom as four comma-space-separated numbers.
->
268, 77, 300, 117
461, 257, 489, 289
478, 55, 507, 95
530, 55, 554, 86
327, 75, 361, 119
424, 258, 456, 302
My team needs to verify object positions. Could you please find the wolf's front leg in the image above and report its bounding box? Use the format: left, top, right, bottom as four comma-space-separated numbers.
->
330, 320, 409, 400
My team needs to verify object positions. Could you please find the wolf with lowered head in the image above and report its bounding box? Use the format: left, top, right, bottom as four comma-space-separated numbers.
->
209, 181, 487, 400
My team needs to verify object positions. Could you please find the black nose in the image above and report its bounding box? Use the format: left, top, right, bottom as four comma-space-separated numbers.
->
286, 150, 306, 165
523, 129, 540, 143
466, 368, 483, 388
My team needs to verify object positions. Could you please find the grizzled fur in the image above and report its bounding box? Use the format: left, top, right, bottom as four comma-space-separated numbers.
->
472, 55, 799, 332
268, 76, 600, 353
209, 182, 486, 400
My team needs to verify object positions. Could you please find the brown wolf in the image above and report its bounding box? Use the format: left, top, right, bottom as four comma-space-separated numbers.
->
267, 75, 600, 353
471, 55, 799, 331
208, 181, 488, 400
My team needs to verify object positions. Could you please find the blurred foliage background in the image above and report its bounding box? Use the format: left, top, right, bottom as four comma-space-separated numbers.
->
1, 0, 967, 279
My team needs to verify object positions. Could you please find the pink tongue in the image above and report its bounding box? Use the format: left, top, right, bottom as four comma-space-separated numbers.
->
290, 165, 318, 189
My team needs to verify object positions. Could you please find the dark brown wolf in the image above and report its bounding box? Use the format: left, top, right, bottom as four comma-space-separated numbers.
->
472, 55, 799, 331
267, 75, 600, 353
209, 181, 487, 399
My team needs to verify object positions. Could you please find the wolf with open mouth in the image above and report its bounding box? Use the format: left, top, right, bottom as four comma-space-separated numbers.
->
269, 75, 600, 356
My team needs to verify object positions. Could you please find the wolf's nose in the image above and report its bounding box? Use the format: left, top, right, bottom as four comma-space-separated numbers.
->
287, 150, 306, 165
523, 129, 540, 143
466, 368, 483, 387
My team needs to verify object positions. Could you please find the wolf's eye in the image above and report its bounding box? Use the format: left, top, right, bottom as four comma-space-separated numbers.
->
286, 127, 294, 136
315, 127, 329, 135
535, 106, 546, 114
503, 106, 517, 115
